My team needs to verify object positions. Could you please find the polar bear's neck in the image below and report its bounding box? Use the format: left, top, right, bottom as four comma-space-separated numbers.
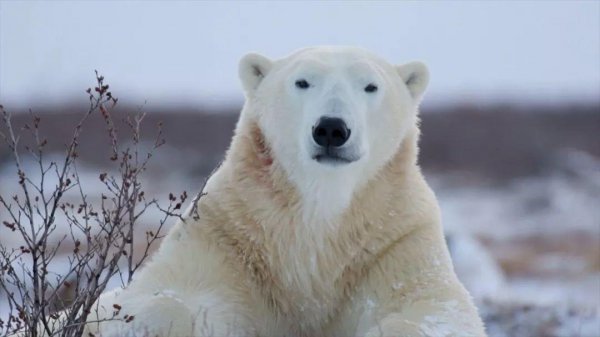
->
293, 167, 361, 226
227, 121, 421, 225
202, 122, 430, 322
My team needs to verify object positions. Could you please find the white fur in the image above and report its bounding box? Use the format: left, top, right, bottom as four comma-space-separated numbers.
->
240, 47, 425, 224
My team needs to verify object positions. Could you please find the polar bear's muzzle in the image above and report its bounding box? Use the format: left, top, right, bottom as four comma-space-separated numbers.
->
310, 117, 360, 165
312, 150, 357, 165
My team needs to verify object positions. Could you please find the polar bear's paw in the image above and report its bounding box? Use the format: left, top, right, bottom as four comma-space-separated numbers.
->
88, 289, 254, 337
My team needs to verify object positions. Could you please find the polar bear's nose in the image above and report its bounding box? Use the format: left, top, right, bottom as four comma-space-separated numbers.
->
312, 117, 351, 148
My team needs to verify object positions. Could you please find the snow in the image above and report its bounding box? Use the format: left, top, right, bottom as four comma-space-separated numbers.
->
1, 148, 599, 335
153, 289, 186, 306
445, 230, 506, 300
365, 297, 377, 310
419, 300, 462, 337
392, 282, 403, 291
435, 149, 600, 335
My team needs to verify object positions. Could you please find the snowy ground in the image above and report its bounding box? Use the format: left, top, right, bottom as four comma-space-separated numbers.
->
1, 148, 599, 336
431, 150, 600, 336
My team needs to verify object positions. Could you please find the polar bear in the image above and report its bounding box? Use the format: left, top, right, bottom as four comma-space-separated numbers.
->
58, 46, 487, 336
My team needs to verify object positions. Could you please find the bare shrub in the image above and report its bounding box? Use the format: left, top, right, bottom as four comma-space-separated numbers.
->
0, 72, 186, 337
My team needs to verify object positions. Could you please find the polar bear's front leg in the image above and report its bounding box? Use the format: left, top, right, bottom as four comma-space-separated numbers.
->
361, 298, 486, 337
85, 287, 256, 337
347, 227, 487, 337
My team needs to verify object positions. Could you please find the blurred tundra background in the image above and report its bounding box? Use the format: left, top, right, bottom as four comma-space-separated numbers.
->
1, 1, 599, 336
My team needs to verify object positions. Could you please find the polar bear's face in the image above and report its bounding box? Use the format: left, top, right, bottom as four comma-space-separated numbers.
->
238, 47, 429, 221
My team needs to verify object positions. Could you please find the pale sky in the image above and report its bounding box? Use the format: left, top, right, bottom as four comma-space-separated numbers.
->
1, 1, 599, 109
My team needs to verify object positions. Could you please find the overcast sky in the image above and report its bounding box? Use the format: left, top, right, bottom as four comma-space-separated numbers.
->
1, 1, 599, 109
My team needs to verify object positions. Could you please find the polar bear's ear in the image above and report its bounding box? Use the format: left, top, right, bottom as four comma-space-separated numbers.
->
239, 53, 273, 94
396, 61, 429, 100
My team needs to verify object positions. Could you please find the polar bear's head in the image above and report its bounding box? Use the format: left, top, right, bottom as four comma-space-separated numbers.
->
238, 47, 429, 222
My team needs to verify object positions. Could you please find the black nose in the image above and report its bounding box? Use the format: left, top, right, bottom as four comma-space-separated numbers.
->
312, 117, 351, 148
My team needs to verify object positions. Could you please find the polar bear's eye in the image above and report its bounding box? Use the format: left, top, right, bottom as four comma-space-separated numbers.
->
295, 79, 310, 89
364, 83, 378, 93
